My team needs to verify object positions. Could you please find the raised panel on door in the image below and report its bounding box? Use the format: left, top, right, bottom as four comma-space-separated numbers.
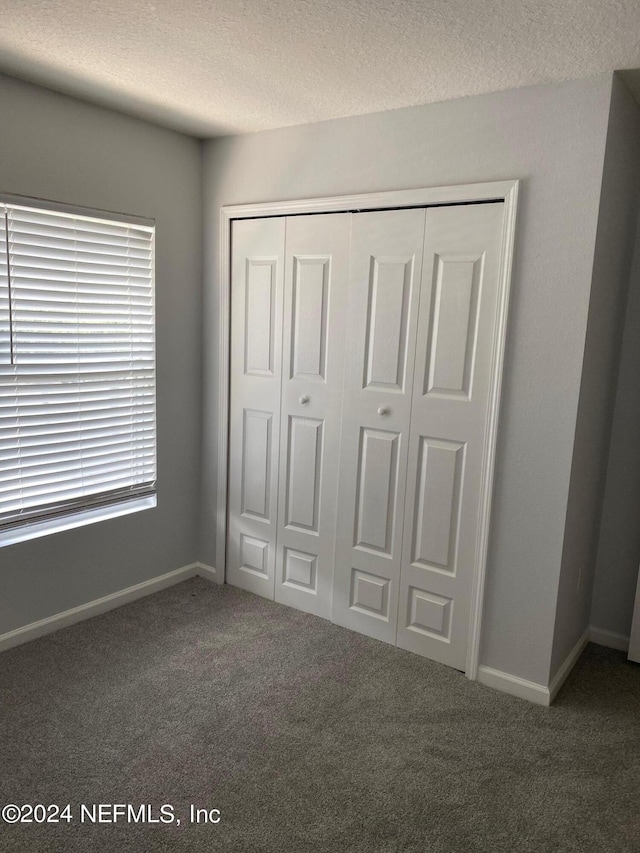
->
284, 415, 323, 532
227, 217, 285, 598
275, 213, 350, 618
354, 428, 400, 555
397, 202, 505, 669
332, 208, 426, 643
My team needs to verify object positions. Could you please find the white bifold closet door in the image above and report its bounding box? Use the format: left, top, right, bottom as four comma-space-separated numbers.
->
227, 214, 349, 618
274, 214, 349, 617
395, 204, 504, 670
331, 208, 426, 644
227, 217, 285, 597
228, 202, 505, 673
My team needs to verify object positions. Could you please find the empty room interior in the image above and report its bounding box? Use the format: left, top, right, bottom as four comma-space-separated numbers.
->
1, 1, 640, 851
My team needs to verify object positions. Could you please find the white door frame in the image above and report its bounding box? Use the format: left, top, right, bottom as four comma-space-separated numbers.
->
216, 179, 519, 680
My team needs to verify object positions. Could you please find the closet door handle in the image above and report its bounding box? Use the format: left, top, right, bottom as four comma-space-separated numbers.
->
299, 395, 310, 405
377, 406, 390, 416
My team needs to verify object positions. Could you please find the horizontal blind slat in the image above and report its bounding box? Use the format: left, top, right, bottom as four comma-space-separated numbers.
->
0, 461, 155, 497
9, 207, 152, 236
10, 240, 152, 262
0, 382, 154, 399
0, 427, 156, 456
0, 444, 156, 473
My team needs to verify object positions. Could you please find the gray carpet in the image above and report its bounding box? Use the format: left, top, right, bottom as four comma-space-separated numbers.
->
1, 577, 639, 853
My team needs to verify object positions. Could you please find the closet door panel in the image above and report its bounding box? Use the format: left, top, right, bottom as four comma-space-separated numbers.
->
397, 202, 505, 669
227, 218, 286, 598
275, 213, 350, 618
332, 208, 426, 643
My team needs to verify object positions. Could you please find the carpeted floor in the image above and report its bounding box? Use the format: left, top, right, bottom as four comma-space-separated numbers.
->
0, 577, 639, 852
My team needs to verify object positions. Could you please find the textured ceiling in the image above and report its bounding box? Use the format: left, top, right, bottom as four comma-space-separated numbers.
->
0, 0, 639, 137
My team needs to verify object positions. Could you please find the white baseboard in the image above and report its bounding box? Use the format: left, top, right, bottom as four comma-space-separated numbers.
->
548, 628, 590, 703
0, 563, 200, 653
195, 562, 221, 584
477, 665, 550, 706
589, 626, 630, 652
478, 628, 591, 707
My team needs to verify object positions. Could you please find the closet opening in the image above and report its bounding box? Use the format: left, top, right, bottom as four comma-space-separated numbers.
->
217, 181, 518, 680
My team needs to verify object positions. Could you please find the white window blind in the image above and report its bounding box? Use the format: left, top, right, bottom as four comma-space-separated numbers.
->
0, 200, 156, 531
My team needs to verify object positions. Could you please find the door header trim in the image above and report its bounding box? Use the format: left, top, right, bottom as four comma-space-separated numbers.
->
221, 180, 517, 222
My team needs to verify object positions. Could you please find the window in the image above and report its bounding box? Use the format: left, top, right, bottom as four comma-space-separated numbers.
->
0, 197, 156, 543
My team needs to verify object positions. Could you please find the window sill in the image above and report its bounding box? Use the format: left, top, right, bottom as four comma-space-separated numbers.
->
0, 495, 157, 548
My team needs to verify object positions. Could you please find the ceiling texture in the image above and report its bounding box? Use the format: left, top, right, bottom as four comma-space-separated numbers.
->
0, 0, 639, 138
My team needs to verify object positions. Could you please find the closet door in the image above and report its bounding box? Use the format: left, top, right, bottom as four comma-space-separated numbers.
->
274, 214, 350, 617
227, 218, 285, 598
331, 209, 426, 643
396, 203, 504, 669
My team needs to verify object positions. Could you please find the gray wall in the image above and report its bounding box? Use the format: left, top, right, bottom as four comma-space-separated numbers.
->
550, 76, 640, 676
0, 75, 202, 635
590, 117, 640, 640
201, 75, 613, 686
